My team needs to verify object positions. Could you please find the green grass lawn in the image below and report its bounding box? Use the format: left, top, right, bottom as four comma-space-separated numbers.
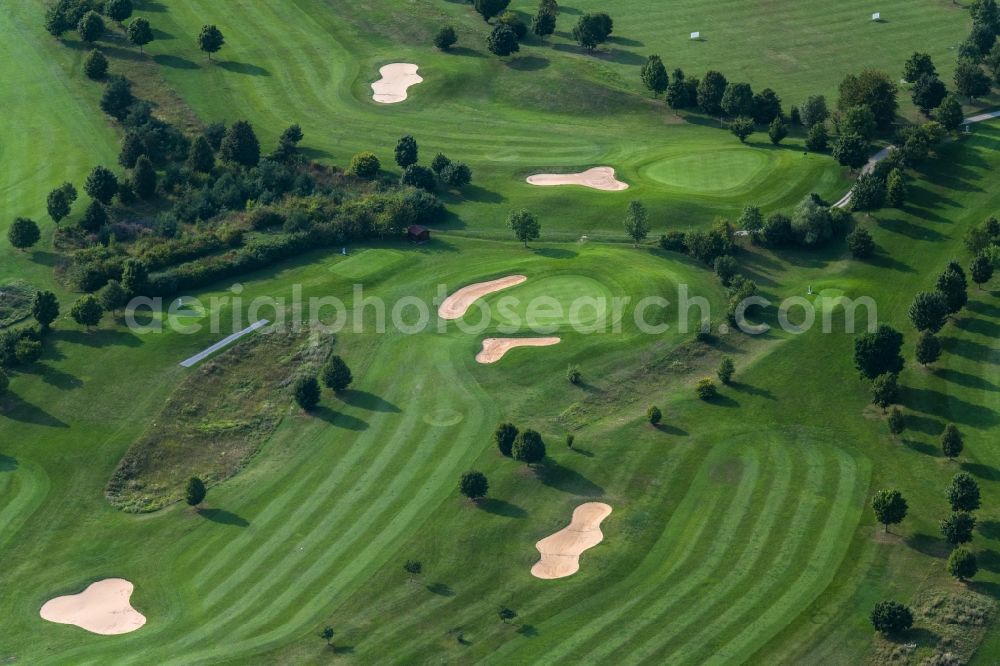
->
2, 0, 1000, 663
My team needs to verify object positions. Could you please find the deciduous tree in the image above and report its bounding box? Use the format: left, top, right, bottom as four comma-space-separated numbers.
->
70, 294, 104, 329
32, 291, 60, 330
872, 489, 908, 532
854, 324, 904, 379
321, 355, 353, 392
84, 49, 108, 79
198, 25, 225, 60
512, 429, 545, 464
293, 375, 321, 411
507, 208, 540, 246
948, 472, 981, 512
940, 511, 975, 545
126, 17, 154, 52
8, 218, 40, 251
941, 423, 964, 459
908, 291, 949, 333
947, 547, 978, 581
459, 471, 489, 500
487, 24, 520, 57
870, 601, 913, 635
494, 422, 518, 457
640, 55, 669, 97
186, 477, 206, 507
623, 200, 649, 247
434, 26, 457, 50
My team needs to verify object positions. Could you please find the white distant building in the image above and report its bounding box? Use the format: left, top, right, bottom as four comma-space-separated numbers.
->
691, 31, 700, 40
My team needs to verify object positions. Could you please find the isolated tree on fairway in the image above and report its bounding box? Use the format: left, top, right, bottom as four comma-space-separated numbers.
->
941, 512, 976, 546
459, 471, 489, 500
8, 218, 40, 251
870, 372, 898, 411
508, 208, 540, 247
888, 407, 905, 436
320, 626, 334, 647
641, 55, 669, 97
349, 152, 380, 179
32, 291, 60, 331
872, 489, 908, 532
186, 477, 206, 507
647, 405, 662, 425
47, 182, 77, 224
970, 254, 994, 289
441, 162, 472, 188
321, 355, 353, 392
199, 25, 225, 60
573, 13, 612, 50
833, 134, 869, 170
187, 136, 215, 173
105, 0, 133, 23
220, 120, 260, 167
696, 378, 717, 400
294, 375, 321, 411
915, 331, 941, 366
487, 24, 520, 57
434, 26, 457, 50
908, 291, 949, 333
121, 258, 148, 297
717, 357, 735, 384
532, 7, 557, 39
941, 423, 963, 459
132, 155, 156, 199
494, 422, 518, 457
394, 135, 418, 168
847, 226, 875, 259
870, 601, 913, 635
84, 49, 108, 80
805, 123, 829, 152
954, 60, 991, 101
85, 165, 119, 204
78, 11, 105, 42
947, 547, 978, 581
948, 472, 981, 512
936, 265, 968, 315
512, 429, 545, 465
853, 324, 904, 379
80, 200, 108, 232
936, 95, 964, 132
697, 70, 728, 115
474, 0, 510, 22
498, 607, 517, 624
623, 201, 649, 247
70, 295, 103, 330
729, 117, 754, 143
98, 280, 128, 316
903, 52, 936, 82
768, 116, 788, 145
126, 17, 154, 52
911, 74, 947, 115
403, 559, 422, 581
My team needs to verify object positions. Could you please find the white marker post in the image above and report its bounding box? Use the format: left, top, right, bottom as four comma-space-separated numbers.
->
690, 31, 700, 40
871, 12, 880, 21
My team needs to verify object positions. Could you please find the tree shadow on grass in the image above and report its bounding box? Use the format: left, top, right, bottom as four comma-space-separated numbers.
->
153, 54, 199, 70
314, 406, 369, 431
0, 454, 17, 472
199, 508, 250, 527
900, 386, 999, 428
332, 645, 355, 655
570, 447, 594, 457
979, 549, 1000, 573
538, 459, 603, 496
1, 394, 69, 428
339, 389, 400, 413
218, 61, 270, 76
134, 0, 167, 11
533, 247, 577, 259
653, 423, 689, 436
903, 438, 940, 457
979, 520, 1000, 540
941, 337, 998, 364
53, 329, 142, 348
36, 363, 84, 391
448, 46, 484, 58
936, 366, 999, 392
905, 533, 949, 559
31, 250, 60, 267
901, 412, 943, 436
967, 299, 1000, 318
867, 249, 915, 273
961, 461, 1000, 481
427, 582, 454, 596
705, 393, 739, 408
449, 183, 503, 204
479, 498, 527, 518
954, 316, 1000, 338
730, 381, 776, 400
875, 217, 946, 241
517, 624, 539, 637
151, 27, 175, 40
507, 56, 549, 71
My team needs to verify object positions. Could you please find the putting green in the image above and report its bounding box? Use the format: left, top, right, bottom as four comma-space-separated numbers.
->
488, 274, 619, 332
329, 249, 407, 280
641, 149, 773, 193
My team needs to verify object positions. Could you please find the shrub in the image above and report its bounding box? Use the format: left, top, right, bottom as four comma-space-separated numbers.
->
566, 364, 581, 385
434, 25, 458, 50
847, 226, 875, 259
84, 49, 108, 79
696, 378, 717, 400
494, 422, 518, 457
512, 429, 545, 464
647, 405, 662, 425
349, 152, 380, 180
293, 375, 321, 411
717, 357, 735, 384
459, 470, 488, 500
321, 355, 353, 392
870, 600, 913, 635
947, 547, 978, 581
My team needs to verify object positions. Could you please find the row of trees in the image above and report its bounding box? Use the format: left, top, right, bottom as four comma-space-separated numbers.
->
292, 355, 354, 411
388, 135, 473, 191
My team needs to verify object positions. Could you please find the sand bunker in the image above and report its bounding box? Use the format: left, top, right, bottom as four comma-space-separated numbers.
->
531, 502, 613, 579
526, 167, 628, 191
40, 578, 146, 635
475, 337, 560, 364
371, 63, 423, 104
438, 275, 527, 320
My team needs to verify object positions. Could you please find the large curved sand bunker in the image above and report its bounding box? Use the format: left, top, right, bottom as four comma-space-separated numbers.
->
438, 275, 527, 320
532, 502, 613, 579
526, 167, 628, 191
476, 337, 560, 364
40, 578, 146, 635
371, 63, 423, 104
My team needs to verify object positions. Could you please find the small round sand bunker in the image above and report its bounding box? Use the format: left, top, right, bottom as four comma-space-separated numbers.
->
40, 578, 146, 635
526, 167, 628, 191
438, 275, 527, 320
532, 502, 612, 579
371, 63, 423, 104
475, 337, 560, 364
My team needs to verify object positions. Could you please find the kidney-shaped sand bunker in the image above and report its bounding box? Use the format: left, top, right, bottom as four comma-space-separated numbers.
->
40, 578, 146, 635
